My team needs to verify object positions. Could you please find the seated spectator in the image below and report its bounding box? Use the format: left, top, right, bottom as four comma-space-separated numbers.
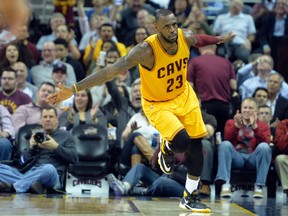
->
36, 13, 66, 51
55, 24, 80, 60
216, 0, 252, 16
54, 38, 85, 82
107, 163, 185, 197
116, 0, 156, 46
0, 105, 15, 160
11, 82, 59, 132
0, 67, 32, 114
171, 0, 191, 26
59, 89, 107, 131
215, 97, 271, 198
30, 41, 76, 88
199, 109, 217, 196
0, 106, 78, 193
213, 0, 256, 63
16, 24, 40, 65
240, 55, 288, 100
252, 87, 268, 107
127, 28, 149, 82
0, 41, 35, 73
143, 14, 157, 35
182, 2, 213, 36
236, 53, 261, 87
258, 105, 275, 140
83, 23, 127, 69
120, 109, 158, 167
274, 119, 288, 196
13, 61, 37, 99
266, 73, 288, 127
51, 62, 74, 109
76, 0, 113, 51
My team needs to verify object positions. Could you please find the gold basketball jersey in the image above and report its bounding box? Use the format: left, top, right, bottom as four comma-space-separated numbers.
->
139, 29, 190, 102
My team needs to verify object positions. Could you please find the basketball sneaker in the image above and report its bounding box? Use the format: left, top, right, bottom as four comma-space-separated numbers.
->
158, 137, 174, 175
107, 174, 127, 196
179, 189, 211, 213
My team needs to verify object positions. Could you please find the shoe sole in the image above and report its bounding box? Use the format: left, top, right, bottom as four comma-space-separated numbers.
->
157, 151, 173, 175
253, 194, 264, 198
179, 202, 211, 213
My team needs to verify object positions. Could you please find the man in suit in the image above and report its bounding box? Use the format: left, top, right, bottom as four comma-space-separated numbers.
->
258, 0, 288, 81
267, 72, 288, 128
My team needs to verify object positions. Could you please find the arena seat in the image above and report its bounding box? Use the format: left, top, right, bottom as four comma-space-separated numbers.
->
65, 124, 110, 196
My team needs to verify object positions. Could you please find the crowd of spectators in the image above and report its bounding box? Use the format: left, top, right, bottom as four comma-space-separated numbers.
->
0, 0, 287, 198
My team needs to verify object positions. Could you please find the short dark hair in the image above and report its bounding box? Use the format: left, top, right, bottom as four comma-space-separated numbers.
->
258, 104, 271, 110
99, 23, 114, 32
252, 87, 268, 97
39, 82, 56, 92
156, 9, 173, 22
1, 67, 17, 78
54, 38, 69, 48
41, 106, 58, 117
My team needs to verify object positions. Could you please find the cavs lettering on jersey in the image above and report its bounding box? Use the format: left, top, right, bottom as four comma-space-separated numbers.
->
139, 29, 189, 102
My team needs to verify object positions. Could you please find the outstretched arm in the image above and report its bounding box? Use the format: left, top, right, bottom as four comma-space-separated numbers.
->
47, 43, 152, 105
183, 29, 236, 47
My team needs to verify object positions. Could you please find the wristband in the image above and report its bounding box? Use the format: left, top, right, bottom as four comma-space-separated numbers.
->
73, 84, 78, 93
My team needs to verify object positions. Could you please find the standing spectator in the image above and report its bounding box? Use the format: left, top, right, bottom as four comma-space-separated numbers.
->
274, 119, 288, 196
187, 44, 237, 134
11, 82, 59, 133
215, 98, 271, 198
0, 106, 78, 193
213, 0, 256, 63
13, 62, 37, 99
258, 0, 288, 81
0, 105, 15, 160
30, 41, 76, 87
0, 67, 32, 114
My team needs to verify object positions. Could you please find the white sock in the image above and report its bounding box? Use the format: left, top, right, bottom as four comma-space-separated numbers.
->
123, 182, 131, 192
185, 175, 200, 194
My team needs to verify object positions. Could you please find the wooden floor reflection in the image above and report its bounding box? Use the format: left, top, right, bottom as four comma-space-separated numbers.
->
0, 188, 287, 215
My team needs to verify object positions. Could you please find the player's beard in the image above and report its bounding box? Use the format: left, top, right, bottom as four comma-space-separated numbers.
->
160, 32, 178, 44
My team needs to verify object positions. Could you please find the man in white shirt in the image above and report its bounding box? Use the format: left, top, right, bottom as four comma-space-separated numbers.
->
213, 0, 256, 63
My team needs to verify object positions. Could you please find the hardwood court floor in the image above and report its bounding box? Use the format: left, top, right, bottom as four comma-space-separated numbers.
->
0, 188, 287, 216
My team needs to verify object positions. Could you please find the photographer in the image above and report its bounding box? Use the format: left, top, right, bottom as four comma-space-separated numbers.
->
0, 106, 78, 193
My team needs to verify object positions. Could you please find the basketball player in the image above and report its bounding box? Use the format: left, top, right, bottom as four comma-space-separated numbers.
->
47, 9, 235, 213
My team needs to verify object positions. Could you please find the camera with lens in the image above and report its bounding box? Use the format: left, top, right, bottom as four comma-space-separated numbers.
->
34, 132, 47, 144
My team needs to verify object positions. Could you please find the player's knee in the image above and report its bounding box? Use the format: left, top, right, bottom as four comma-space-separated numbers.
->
170, 129, 190, 153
